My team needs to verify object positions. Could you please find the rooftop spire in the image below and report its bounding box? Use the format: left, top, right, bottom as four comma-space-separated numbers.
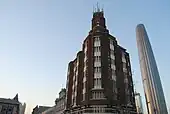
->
93, 2, 103, 13
101, 4, 104, 12
97, 2, 100, 12
13, 93, 19, 101
91, 4, 106, 30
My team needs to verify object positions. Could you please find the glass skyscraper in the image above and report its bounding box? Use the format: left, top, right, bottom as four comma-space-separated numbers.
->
136, 24, 168, 114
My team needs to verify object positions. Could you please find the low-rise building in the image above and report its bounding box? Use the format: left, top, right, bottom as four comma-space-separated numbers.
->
32, 105, 51, 114
0, 94, 20, 114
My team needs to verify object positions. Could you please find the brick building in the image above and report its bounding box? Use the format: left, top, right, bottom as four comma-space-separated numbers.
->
65, 9, 137, 114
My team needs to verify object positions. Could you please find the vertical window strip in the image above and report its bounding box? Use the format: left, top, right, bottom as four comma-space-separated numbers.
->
94, 78, 102, 89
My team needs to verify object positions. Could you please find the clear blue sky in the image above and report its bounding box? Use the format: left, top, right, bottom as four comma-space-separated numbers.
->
0, 0, 169, 114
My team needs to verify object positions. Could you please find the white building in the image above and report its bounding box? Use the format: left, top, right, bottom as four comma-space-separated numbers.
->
20, 102, 26, 114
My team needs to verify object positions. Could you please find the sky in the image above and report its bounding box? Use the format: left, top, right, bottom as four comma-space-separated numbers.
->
0, 0, 170, 114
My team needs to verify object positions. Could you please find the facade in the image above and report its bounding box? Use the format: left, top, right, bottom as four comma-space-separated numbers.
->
32, 105, 51, 114
54, 88, 66, 114
19, 102, 26, 114
134, 92, 143, 114
65, 9, 137, 114
136, 24, 168, 114
0, 94, 20, 114
41, 88, 66, 114
42, 106, 56, 114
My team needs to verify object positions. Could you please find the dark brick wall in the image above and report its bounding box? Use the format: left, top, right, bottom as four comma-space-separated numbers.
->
66, 61, 74, 109
65, 10, 137, 112
76, 51, 83, 105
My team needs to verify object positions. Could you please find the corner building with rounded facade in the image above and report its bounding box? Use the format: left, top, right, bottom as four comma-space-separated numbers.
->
65, 10, 137, 114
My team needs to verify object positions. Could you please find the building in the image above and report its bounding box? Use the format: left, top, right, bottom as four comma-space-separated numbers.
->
54, 88, 66, 114
65, 8, 137, 114
0, 94, 20, 114
134, 92, 143, 114
19, 102, 26, 114
42, 88, 66, 114
32, 105, 51, 114
42, 106, 56, 114
136, 24, 168, 114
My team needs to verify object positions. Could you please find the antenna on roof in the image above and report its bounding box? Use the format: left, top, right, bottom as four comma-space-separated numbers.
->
102, 4, 104, 12
61, 83, 64, 89
93, 5, 95, 13
97, 2, 100, 12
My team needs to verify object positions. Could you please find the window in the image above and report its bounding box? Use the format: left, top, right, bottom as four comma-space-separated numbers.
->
84, 66, 86, 72
93, 107, 103, 113
94, 47, 101, 56
92, 91, 104, 99
123, 63, 127, 72
73, 98, 76, 106
123, 67, 127, 73
84, 53, 87, 62
112, 69, 116, 75
111, 59, 115, 65
94, 78, 102, 88
111, 64, 116, 70
110, 50, 114, 55
83, 75, 86, 82
129, 71, 132, 76
94, 56, 101, 67
84, 45, 87, 52
94, 72, 101, 78
73, 74, 76, 83
112, 72, 116, 81
84, 70, 88, 78
72, 98, 74, 105
94, 47, 101, 52
113, 83, 117, 93
94, 36, 100, 41
75, 78, 78, 86
94, 67, 101, 73
110, 39, 114, 44
74, 86, 77, 92
83, 88, 86, 94
84, 60, 88, 71
111, 53, 115, 60
127, 61, 130, 66
124, 78, 128, 83
122, 53, 126, 63
83, 82, 86, 89
83, 93, 85, 101
94, 41, 100, 47
110, 39, 114, 50
94, 36, 100, 47
123, 63, 126, 68
94, 56, 101, 62
124, 73, 128, 84
113, 94, 117, 100
76, 70, 78, 76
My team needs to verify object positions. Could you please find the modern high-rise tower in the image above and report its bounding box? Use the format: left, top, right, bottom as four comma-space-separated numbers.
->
65, 8, 137, 114
136, 24, 168, 114
134, 92, 143, 114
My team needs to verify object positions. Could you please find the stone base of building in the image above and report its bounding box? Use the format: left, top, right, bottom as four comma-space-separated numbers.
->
65, 105, 137, 114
